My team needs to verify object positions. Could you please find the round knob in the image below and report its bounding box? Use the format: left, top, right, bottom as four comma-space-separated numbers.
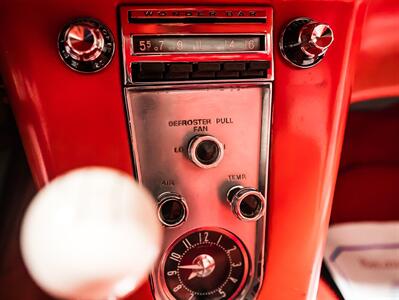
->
280, 18, 334, 68
188, 135, 224, 169
226, 186, 266, 221
20, 167, 162, 300
64, 23, 104, 62
157, 192, 188, 227
58, 19, 114, 72
299, 22, 334, 57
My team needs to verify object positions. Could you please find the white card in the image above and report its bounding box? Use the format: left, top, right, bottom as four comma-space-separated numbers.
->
324, 222, 399, 300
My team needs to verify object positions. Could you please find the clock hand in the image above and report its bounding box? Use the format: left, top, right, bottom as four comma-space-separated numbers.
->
188, 271, 199, 280
179, 264, 204, 280
178, 264, 203, 270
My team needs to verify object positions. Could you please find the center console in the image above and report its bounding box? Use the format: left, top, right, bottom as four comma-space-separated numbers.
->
120, 7, 273, 299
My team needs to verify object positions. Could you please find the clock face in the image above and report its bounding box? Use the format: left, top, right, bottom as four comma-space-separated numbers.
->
161, 228, 249, 300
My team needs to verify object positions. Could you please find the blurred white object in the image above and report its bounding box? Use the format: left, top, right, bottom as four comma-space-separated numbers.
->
324, 222, 399, 300
20, 167, 162, 300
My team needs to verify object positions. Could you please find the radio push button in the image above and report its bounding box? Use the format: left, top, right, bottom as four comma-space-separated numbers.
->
191, 71, 216, 79
241, 70, 265, 78
188, 135, 224, 169
165, 72, 190, 80
157, 192, 188, 227
197, 62, 221, 72
140, 63, 165, 72
216, 71, 240, 79
169, 63, 193, 73
248, 61, 271, 70
227, 186, 266, 221
223, 62, 246, 71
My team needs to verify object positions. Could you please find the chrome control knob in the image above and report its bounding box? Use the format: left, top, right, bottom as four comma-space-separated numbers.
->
188, 135, 224, 169
58, 18, 114, 72
157, 192, 188, 227
64, 23, 104, 62
280, 18, 334, 68
299, 22, 333, 57
227, 186, 266, 221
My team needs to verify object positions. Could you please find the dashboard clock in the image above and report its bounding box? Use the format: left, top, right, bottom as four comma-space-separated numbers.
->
161, 228, 249, 300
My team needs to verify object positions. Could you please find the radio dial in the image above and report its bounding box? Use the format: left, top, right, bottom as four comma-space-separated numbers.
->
64, 23, 104, 62
299, 22, 333, 57
58, 19, 115, 72
280, 18, 334, 68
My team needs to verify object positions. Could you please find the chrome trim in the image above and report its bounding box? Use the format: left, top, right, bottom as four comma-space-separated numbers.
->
128, 8, 267, 19
130, 33, 270, 55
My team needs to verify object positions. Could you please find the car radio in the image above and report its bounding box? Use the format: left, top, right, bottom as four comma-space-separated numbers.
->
120, 6, 273, 84
120, 6, 273, 299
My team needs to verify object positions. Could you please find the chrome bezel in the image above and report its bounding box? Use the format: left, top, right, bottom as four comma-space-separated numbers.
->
188, 134, 225, 169
157, 192, 189, 228
130, 33, 270, 56
229, 187, 266, 221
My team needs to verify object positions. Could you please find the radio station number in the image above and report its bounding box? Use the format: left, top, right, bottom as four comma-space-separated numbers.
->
139, 40, 164, 52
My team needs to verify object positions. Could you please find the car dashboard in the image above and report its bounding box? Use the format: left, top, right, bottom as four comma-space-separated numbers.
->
0, 0, 398, 299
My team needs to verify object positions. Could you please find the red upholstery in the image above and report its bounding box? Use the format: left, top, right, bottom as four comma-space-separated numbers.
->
331, 101, 399, 223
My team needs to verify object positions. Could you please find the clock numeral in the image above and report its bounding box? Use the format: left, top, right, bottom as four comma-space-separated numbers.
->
226, 245, 237, 254
169, 252, 182, 262
188, 293, 195, 300
218, 289, 227, 298
229, 276, 238, 283
183, 238, 192, 249
232, 261, 242, 267
173, 284, 182, 292
199, 231, 209, 243
167, 270, 177, 276
217, 234, 223, 245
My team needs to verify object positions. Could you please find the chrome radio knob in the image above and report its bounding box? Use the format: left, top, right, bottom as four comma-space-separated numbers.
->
58, 18, 114, 72
65, 23, 104, 62
299, 22, 333, 57
227, 186, 266, 221
280, 18, 334, 68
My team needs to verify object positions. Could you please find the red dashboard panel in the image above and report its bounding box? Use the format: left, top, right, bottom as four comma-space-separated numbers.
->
352, 0, 399, 102
0, 0, 370, 299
